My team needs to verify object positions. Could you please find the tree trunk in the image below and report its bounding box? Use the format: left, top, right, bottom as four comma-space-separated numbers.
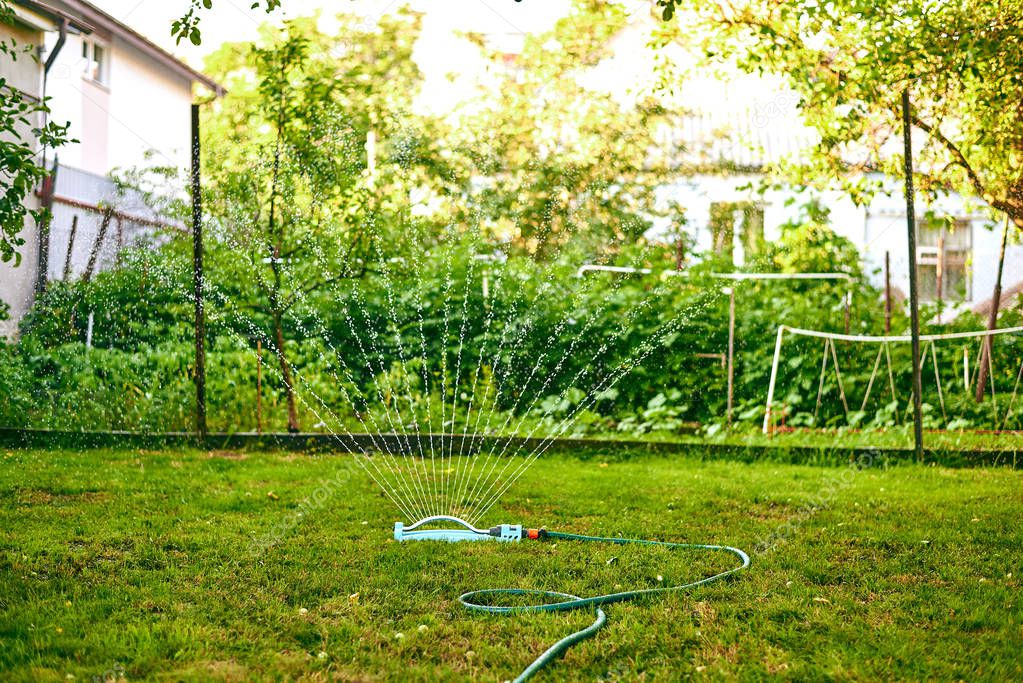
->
273, 313, 301, 433
975, 213, 1013, 402
82, 207, 115, 283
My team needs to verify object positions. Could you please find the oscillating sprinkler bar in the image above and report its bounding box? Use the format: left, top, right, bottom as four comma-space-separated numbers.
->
394, 515, 541, 543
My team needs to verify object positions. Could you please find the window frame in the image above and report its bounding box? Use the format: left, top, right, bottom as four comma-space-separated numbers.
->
915, 217, 972, 302
709, 200, 766, 266
81, 37, 110, 87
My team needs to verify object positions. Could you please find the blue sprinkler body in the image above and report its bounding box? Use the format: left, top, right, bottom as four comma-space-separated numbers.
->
394, 515, 524, 543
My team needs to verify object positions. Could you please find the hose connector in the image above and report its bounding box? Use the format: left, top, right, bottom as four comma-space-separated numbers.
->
488, 524, 524, 541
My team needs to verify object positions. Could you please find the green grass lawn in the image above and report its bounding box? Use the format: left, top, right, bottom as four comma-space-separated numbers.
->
1, 447, 1021, 681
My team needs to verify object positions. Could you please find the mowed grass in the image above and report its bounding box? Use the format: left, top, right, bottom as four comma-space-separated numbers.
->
0, 447, 1021, 682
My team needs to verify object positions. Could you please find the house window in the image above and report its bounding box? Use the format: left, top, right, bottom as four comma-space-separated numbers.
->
82, 39, 109, 85
917, 218, 971, 302
709, 201, 765, 265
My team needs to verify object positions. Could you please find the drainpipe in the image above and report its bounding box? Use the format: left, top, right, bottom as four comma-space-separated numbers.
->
36, 18, 68, 295
41, 18, 68, 162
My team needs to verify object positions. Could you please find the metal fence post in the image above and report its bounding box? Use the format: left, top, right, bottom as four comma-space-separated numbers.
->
902, 89, 923, 461
191, 104, 207, 440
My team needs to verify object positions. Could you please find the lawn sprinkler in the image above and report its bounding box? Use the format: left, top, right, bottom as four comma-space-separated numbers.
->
393, 515, 528, 542
394, 514, 750, 682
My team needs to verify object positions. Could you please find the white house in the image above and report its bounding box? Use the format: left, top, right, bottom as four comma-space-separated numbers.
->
596, 15, 1022, 316
1, 3, 53, 339
661, 170, 1020, 314
0, 0, 221, 339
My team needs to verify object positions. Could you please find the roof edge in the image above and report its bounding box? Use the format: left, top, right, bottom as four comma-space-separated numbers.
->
20, 0, 225, 96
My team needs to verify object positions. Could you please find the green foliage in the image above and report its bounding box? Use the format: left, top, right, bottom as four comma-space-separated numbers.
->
769, 200, 862, 275
172, 0, 282, 45
660, 0, 1023, 229
7, 210, 1023, 435
19, 245, 194, 349
445, 1, 693, 257
6, 2, 1021, 439
198, 12, 444, 430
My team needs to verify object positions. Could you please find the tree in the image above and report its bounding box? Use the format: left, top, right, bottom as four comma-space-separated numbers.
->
201, 13, 436, 431
177, 0, 695, 261
445, 0, 693, 258
0, 2, 71, 266
657, 0, 1022, 225
659, 0, 1022, 399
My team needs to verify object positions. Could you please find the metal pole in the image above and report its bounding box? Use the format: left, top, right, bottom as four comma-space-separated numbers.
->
936, 233, 944, 312
975, 214, 1011, 401
83, 206, 114, 284
366, 129, 377, 191
884, 251, 892, 333
763, 325, 786, 434
62, 215, 78, 281
844, 290, 851, 334
726, 287, 735, 426
191, 104, 207, 439
114, 217, 124, 266
256, 338, 263, 435
902, 89, 924, 460
36, 157, 59, 294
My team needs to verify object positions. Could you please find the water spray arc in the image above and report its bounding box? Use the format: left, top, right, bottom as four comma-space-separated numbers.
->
165, 223, 746, 681
180, 123, 756, 678
140, 218, 747, 680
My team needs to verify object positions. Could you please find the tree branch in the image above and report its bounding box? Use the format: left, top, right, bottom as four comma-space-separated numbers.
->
280, 266, 369, 312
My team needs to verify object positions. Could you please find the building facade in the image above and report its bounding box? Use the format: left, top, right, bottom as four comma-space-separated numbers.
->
0, 0, 220, 339
660, 173, 1021, 315
0, 3, 51, 339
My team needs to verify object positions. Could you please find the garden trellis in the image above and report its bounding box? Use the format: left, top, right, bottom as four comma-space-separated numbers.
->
763, 325, 1023, 433
577, 265, 855, 422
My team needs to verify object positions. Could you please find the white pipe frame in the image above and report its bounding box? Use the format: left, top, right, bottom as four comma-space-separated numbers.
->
762, 324, 1023, 433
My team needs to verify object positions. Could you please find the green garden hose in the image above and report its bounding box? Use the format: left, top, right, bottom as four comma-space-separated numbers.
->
458, 529, 751, 682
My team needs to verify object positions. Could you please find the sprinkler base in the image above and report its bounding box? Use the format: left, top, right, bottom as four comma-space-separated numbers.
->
393, 515, 523, 543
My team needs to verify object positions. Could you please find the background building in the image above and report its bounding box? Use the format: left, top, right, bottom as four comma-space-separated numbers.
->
0, 2, 55, 339
0, 0, 221, 339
